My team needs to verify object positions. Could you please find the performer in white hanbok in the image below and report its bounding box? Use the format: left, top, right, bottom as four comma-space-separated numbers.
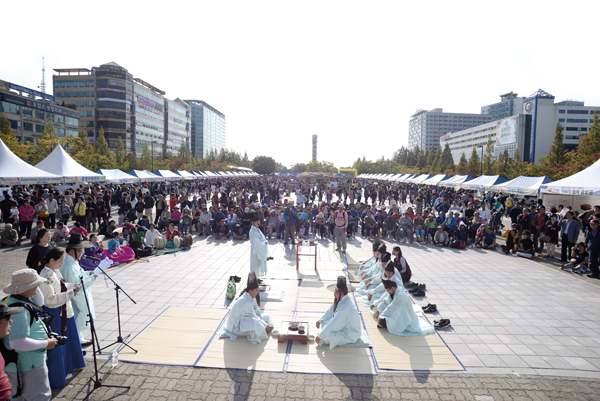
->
367, 259, 403, 309
376, 280, 434, 336
316, 277, 361, 349
220, 273, 274, 344
358, 249, 389, 296
357, 241, 381, 272
58, 234, 97, 346
249, 214, 269, 277
360, 244, 386, 281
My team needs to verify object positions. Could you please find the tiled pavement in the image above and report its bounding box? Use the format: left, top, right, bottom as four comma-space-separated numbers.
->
2, 217, 600, 399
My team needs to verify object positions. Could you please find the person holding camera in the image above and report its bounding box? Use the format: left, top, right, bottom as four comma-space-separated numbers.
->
38, 248, 85, 388
2, 269, 58, 400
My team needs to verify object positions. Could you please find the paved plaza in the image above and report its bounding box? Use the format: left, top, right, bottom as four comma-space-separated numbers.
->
2, 229, 600, 400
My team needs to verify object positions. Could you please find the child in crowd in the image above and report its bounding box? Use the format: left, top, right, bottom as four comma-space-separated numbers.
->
561, 242, 589, 274
517, 230, 535, 258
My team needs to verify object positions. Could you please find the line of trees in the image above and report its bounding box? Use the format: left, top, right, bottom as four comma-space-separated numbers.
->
0, 117, 288, 175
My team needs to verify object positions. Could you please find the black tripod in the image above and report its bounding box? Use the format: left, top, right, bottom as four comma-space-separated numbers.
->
80, 276, 130, 400
93, 261, 138, 354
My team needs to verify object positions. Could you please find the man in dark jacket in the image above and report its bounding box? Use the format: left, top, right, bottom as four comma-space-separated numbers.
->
585, 219, 600, 279
154, 194, 166, 226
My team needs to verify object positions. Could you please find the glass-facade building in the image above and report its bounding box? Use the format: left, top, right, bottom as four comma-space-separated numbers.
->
53, 62, 192, 157
481, 91, 525, 121
0, 79, 79, 144
185, 100, 226, 158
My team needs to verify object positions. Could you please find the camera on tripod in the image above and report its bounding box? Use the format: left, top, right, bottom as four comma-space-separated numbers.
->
49, 332, 67, 346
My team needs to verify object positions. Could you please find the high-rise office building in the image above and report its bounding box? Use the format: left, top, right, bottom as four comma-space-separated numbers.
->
408, 108, 492, 151
53, 62, 191, 157
185, 100, 226, 158
312, 134, 317, 161
481, 92, 525, 121
0, 78, 79, 143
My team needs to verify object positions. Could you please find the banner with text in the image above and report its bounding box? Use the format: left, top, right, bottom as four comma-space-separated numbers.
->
496, 115, 518, 146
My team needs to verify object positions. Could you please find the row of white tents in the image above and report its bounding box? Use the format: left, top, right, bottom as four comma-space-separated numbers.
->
0, 139, 257, 186
359, 158, 600, 197
357, 172, 555, 196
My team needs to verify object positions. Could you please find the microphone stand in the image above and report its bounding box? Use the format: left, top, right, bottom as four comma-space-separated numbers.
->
79, 276, 129, 400
87, 257, 138, 354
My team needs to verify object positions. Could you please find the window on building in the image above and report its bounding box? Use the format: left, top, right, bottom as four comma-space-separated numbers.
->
558, 118, 565, 122
8, 119, 20, 131
566, 119, 588, 123
23, 122, 33, 132
35, 110, 44, 119
35, 124, 45, 133
567, 110, 589, 114
559, 110, 565, 114
22, 107, 32, 117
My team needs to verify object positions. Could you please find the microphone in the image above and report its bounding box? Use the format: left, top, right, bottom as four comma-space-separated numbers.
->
83, 255, 101, 262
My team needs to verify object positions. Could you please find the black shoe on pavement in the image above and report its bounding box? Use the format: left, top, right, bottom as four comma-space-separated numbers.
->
412, 289, 426, 297
434, 319, 451, 329
587, 275, 600, 279
417, 283, 426, 290
423, 304, 437, 313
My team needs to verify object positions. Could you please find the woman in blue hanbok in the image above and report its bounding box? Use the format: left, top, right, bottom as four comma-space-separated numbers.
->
376, 280, 434, 336
38, 248, 85, 388
220, 273, 273, 344
249, 215, 269, 277
316, 277, 361, 349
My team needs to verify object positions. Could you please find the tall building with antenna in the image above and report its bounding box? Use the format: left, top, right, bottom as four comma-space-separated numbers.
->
312, 134, 317, 161
39, 57, 46, 94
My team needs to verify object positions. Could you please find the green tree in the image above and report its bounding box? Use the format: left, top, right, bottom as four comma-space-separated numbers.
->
139, 143, 153, 171
124, 152, 137, 172
114, 137, 127, 168
439, 143, 455, 171
456, 152, 468, 175
28, 120, 69, 165
482, 137, 495, 175
94, 128, 110, 156
71, 129, 95, 169
178, 142, 191, 161
467, 147, 481, 177
0, 117, 28, 160
291, 163, 307, 173
544, 122, 566, 168
416, 148, 426, 169
580, 111, 600, 158
252, 156, 277, 175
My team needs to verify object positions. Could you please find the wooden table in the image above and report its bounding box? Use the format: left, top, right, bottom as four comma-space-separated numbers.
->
277, 321, 309, 344
296, 242, 317, 270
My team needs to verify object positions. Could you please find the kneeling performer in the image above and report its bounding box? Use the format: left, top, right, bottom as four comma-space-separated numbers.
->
376, 279, 434, 336
220, 272, 274, 343
316, 276, 361, 349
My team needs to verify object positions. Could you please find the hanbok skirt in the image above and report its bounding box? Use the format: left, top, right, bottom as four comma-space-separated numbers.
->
43, 306, 85, 389
102, 246, 135, 263
80, 253, 120, 271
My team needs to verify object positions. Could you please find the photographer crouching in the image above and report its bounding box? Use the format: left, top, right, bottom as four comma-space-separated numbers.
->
2, 269, 58, 401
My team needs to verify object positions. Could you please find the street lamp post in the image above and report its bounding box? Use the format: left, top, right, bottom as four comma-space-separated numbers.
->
151, 140, 157, 171
477, 144, 484, 176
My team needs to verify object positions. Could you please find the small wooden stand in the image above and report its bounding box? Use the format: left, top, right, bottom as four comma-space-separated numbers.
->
296, 242, 317, 270
277, 321, 309, 345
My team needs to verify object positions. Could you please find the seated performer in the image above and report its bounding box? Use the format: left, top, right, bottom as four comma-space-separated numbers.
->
315, 276, 361, 349
359, 249, 389, 296
375, 280, 435, 336
367, 256, 403, 309
249, 214, 269, 277
360, 243, 386, 284
357, 240, 381, 272
220, 272, 274, 343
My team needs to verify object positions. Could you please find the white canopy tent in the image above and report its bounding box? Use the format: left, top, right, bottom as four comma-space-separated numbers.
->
128, 170, 164, 182
410, 174, 432, 184
0, 139, 63, 185
96, 169, 140, 184
35, 145, 105, 183
541, 159, 600, 196
461, 175, 508, 191
492, 176, 554, 196
438, 175, 474, 189
422, 174, 450, 186
153, 170, 182, 180
175, 170, 196, 180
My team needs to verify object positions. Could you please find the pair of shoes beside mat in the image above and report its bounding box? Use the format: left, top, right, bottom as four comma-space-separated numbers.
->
434, 319, 451, 329
422, 303, 437, 313
229, 275, 241, 283
405, 282, 425, 290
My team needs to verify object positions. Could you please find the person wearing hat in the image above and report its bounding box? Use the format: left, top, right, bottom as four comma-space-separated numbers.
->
219, 273, 274, 344
0, 301, 22, 399
0, 223, 20, 247
585, 218, 600, 279
315, 277, 361, 349
249, 214, 270, 277
375, 279, 435, 336
38, 248, 85, 389
59, 234, 97, 347
333, 204, 348, 253
3, 269, 58, 400
433, 226, 449, 247
215, 219, 230, 240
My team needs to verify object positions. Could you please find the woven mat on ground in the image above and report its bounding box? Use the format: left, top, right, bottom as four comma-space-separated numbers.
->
347, 266, 360, 283
295, 280, 335, 313
362, 311, 464, 371
286, 312, 376, 374
119, 307, 228, 366
196, 310, 292, 372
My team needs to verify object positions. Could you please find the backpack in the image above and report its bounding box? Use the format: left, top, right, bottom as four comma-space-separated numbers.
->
226, 279, 236, 300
